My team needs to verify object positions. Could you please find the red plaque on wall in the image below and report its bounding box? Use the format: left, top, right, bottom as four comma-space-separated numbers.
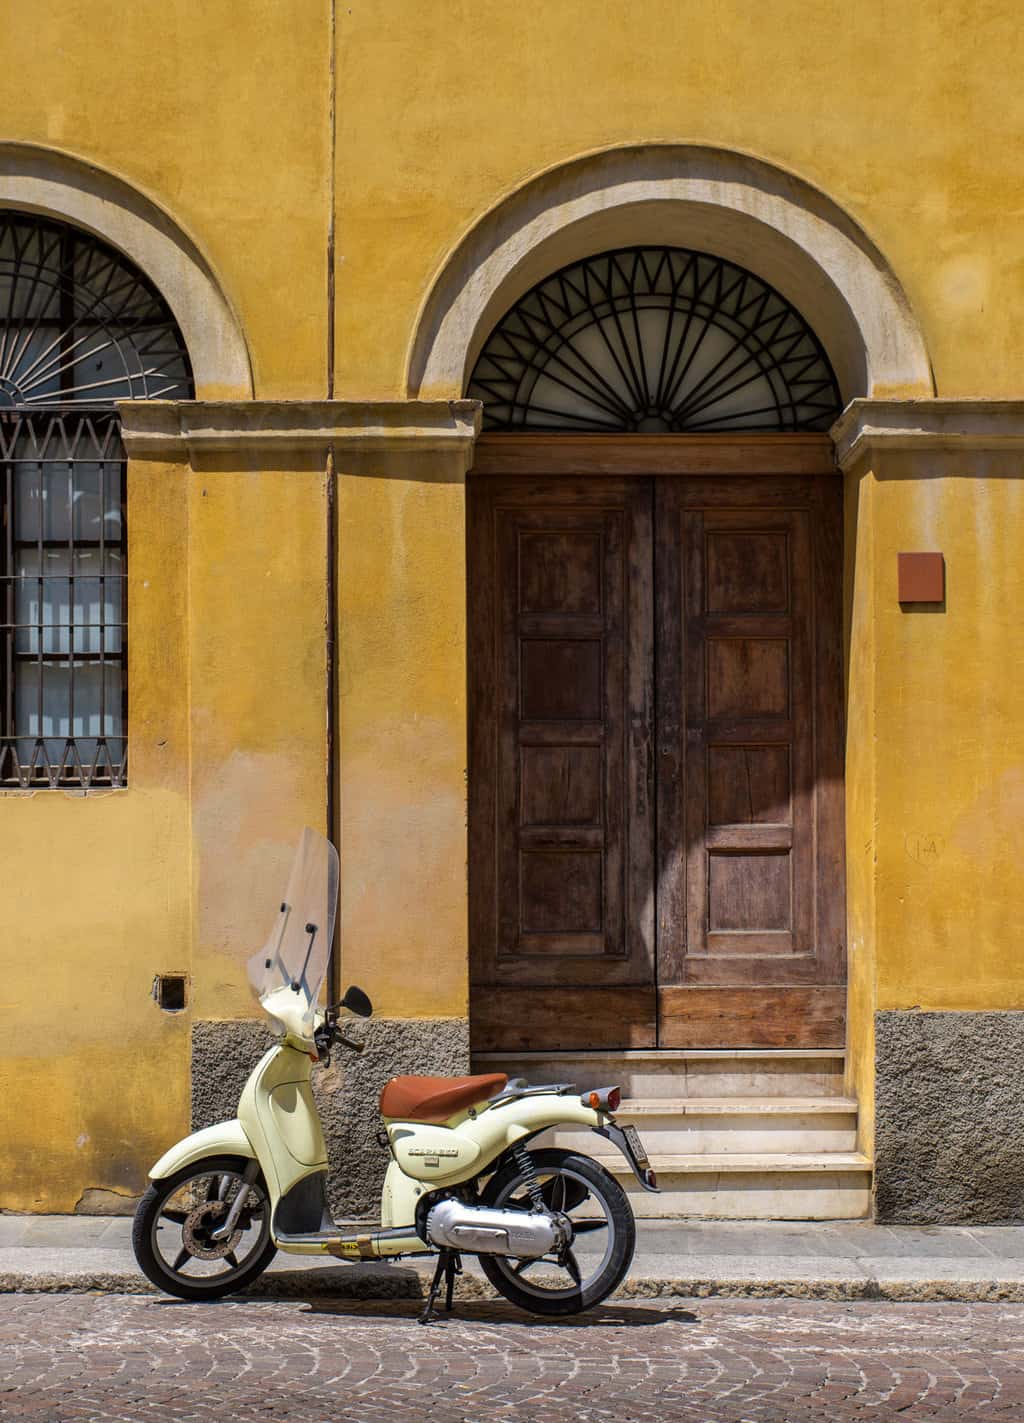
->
898, 552, 945, 603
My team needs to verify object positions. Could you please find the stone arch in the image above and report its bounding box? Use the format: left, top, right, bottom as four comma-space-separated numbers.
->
408, 145, 933, 407
0, 143, 253, 399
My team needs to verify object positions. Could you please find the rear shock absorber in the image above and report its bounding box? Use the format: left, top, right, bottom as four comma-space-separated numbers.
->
511, 1140, 545, 1211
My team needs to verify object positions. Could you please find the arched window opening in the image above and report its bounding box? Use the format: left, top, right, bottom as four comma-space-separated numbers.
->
467, 246, 841, 433
0, 212, 194, 789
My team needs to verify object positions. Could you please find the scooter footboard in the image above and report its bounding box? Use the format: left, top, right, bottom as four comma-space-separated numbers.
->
149, 1119, 256, 1180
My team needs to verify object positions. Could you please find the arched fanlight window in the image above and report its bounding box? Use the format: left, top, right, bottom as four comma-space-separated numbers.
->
0, 212, 194, 789
467, 246, 841, 433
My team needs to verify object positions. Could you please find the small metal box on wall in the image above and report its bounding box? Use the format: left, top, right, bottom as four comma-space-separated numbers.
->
898, 552, 945, 604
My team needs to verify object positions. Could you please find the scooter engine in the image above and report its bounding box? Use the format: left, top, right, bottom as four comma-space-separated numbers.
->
425, 1197, 567, 1258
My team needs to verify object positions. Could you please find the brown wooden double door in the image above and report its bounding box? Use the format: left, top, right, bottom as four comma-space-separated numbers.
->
468, 447, 845, 1052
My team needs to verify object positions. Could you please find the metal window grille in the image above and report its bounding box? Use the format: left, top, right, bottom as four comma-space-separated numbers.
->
467, 246, 842, 433
1, 410, 127, 788
0, 213, 193, 790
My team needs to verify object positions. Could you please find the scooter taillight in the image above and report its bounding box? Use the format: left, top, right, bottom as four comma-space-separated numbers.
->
583, 1086, 621, 1113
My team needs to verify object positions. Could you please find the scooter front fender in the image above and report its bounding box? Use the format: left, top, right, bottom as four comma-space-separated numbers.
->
149, 1119, 256, 1180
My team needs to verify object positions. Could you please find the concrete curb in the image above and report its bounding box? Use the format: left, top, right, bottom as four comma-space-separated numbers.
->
2, 1266, 1021, 1304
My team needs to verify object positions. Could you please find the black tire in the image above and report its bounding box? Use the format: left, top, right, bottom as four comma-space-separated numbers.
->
477, 1147, 636, 1315
132, 1154, 277, 1301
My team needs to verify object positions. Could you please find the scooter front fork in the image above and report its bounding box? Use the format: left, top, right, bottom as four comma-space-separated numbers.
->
418, 1248, 462, 1324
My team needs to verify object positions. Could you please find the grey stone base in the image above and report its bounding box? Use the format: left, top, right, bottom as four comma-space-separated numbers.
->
191, 1016, 469, 1219
875, 1010, 1024, 1224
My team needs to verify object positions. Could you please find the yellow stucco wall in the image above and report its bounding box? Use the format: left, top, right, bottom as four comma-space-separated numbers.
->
0, 466, 192, 1211
4, 1, 1021, 402
0, 0, 330, 401
336, 453, 469, 1018
869, 452, 1024, 1010
332, 0, 1024, 402
2, 1, 1024, 1210
0, 452, 328, 1212
186, 457, 329, 1022
842, 446, 1024, 1161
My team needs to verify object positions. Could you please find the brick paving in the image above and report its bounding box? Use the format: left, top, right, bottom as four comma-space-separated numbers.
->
1, 1294, 1024, 1422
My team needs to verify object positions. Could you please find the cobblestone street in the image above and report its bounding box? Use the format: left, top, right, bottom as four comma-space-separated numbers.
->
1, 1293, 1023, 1422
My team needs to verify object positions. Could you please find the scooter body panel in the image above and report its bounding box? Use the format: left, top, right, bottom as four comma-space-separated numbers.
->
380, 1159, 430, 1229
238, 1042, 328, 1220
149, 1118, 256, 1179
383, 1094, 604, 1189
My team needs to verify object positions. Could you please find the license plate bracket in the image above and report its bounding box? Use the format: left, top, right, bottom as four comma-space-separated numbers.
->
622, 1123, 651, 1171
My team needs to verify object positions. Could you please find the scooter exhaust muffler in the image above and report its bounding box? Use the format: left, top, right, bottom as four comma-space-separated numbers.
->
425, 1198, 564, 1258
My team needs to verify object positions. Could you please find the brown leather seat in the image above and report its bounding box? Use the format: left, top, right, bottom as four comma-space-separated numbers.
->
379, 1073, 508, 1125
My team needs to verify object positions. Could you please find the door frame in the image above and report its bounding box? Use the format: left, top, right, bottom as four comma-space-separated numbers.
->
468, 433, 838, 479
467, 432, 845, 1053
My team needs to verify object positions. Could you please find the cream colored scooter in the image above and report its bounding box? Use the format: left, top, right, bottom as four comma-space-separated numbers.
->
133, 829, 657, 1318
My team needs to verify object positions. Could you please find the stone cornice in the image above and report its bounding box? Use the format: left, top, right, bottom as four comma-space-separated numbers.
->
832, 399, 1024, 470
117, 399, 482, 462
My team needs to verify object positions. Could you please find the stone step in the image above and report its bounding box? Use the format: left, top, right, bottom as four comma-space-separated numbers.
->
592, 1151, 873, 1220
473, 1048, 847, 1100
547, 1096, 859, 1155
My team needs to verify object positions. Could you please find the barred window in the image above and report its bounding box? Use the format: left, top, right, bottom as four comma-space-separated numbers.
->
0, 213, 193, 789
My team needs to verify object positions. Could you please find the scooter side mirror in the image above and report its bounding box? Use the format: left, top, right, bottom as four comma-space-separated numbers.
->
340, 984, 373, 1018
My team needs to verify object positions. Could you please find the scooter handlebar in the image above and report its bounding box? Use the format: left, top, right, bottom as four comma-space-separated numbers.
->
312, 1020, 365, 1061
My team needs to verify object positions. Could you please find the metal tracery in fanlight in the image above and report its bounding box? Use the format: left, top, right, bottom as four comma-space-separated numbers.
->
0, 213, 194, 790
467, 246, 842, 433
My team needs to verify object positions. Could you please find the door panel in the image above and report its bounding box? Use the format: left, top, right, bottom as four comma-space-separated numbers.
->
656, 476, 845, 1048
469, 457, 845, 1054
658, 985, 846, 1049
471, 986, 658, 1053
468, 476, 655, 1051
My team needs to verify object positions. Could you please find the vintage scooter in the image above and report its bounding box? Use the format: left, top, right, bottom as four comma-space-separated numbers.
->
132, 828, 657, 1318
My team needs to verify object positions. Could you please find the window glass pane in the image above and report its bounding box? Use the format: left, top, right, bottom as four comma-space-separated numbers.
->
13, 547, 123, 656
72, 548, 124, 655
14, 462, 73, 541
14, 547, 71, 654
70, 461, 122, 541
14, 659, 122, 765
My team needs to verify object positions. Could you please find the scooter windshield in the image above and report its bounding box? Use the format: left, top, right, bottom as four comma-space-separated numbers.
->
246, 827, 339, 1034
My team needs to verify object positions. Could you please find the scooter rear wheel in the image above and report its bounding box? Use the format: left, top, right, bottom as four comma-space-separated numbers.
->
132, 1154, 277, 1301
477, 1147, 636, 1315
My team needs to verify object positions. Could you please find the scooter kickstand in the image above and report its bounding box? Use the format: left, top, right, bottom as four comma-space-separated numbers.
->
444, 1251, 462, 1312
418, 1249, 451, 1325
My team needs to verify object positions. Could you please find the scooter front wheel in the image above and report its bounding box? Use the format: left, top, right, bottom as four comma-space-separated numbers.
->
477, 1148, 636, 1315
132, 1154, 277, 1301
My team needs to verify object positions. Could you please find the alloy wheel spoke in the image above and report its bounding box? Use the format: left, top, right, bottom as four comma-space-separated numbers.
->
224, 1251, 239, 1270
570, 1219, 608, 1234
159, 1208, 189, 1225
512, 1257, 539, 1277
172, 1247, 192, 1273
562, 1248, 582, 1286
541, 1172, 589, 1213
